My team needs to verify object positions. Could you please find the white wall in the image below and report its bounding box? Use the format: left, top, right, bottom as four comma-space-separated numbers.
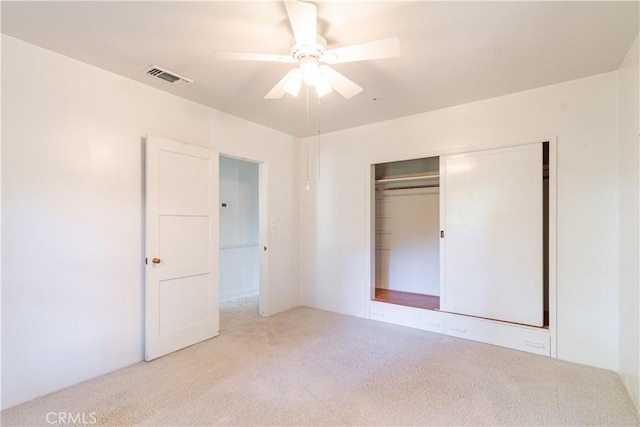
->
376, 189, 440, 295
219, 156, 259, 301
1, 35, 299, 409
618, 34, 640, 411
300, 72, 620, 371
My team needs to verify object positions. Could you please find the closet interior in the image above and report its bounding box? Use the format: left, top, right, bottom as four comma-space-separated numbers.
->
374, 156, 441, 310
372, 142, 550, 329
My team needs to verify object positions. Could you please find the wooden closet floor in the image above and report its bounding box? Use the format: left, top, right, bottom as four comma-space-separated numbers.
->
374, 288, 550, 329
374, 288, 440, 310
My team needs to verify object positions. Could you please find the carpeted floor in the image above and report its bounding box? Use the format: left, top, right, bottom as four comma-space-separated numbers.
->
2, 295, 639, 426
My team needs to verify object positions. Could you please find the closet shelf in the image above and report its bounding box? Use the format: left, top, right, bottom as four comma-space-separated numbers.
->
375, 173, 439, 184
376, 184, 439, 191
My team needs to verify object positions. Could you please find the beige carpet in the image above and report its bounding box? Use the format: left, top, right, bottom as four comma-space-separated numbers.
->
2, 295, 639, 426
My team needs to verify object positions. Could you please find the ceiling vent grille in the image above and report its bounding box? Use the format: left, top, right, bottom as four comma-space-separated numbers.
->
143, 66, 193, 87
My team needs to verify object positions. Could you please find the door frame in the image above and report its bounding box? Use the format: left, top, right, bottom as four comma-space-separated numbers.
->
219, 153, 270, 317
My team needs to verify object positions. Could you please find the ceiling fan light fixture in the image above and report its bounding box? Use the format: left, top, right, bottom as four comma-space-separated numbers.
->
303, 69, 320, 86
315, 75, 332, 97
299, 56, 321, 86
284, 70, 303, 96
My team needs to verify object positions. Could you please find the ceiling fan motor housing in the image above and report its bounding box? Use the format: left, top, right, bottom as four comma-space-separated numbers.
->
290, 35, 327, 63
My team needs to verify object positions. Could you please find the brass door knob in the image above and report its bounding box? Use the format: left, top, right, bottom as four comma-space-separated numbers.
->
151, 258, 161, 264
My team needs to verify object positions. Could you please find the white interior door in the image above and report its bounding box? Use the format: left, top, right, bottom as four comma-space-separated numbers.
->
145, 135, 219, 361
440, 143, 543, 326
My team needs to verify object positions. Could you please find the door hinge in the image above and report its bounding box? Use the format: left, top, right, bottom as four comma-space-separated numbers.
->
441, 230, 444, 238
145, 258, 148, 265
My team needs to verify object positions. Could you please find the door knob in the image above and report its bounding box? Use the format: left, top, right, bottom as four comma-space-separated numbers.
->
151, 258, 161, 264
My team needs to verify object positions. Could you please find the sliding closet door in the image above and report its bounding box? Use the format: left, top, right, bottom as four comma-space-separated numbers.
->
440, 143, 542, 327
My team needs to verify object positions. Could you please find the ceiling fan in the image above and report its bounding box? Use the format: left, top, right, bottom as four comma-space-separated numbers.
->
214, 1, 401, 100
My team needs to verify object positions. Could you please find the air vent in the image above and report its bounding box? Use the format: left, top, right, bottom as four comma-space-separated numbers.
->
143, 66, 193, 87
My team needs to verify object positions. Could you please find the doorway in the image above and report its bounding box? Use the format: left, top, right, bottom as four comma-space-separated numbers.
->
219, 155, 267, 316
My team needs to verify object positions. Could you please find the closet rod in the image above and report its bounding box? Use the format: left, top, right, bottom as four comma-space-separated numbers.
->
375, 173, 439, 184
376, 184, 440, 191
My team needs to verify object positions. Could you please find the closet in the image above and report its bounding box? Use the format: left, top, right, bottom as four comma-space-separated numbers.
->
371, 141, 552, 356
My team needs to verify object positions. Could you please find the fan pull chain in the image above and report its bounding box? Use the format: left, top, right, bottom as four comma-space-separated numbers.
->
305, 140, 310, 192
304, 86, 311, 191
305, 85, 310, 124
316, 92, 321, 182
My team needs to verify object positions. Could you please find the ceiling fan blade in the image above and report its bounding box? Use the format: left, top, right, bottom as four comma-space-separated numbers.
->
322, 36, 401, 64
214, 51, 294, 63
264, 69, 300, 99
320, 66, 363, 99
285, 1, 317, 46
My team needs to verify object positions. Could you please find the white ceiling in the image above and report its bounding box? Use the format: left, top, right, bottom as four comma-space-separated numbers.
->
2, 1, 638, 138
